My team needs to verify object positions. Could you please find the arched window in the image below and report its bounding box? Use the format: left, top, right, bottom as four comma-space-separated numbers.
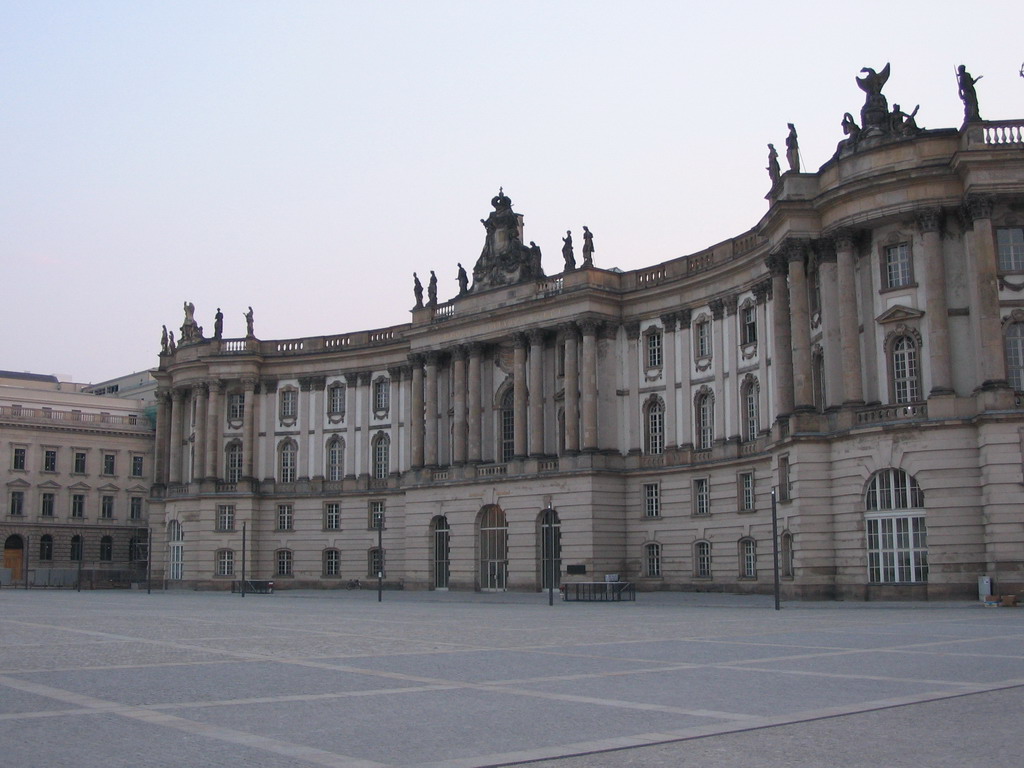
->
276, 549, 293, 576
694, 540, 711, 578
99, 536, 113, 562
70, 535, 83, 562
39, 534, 53, 561
644, 396, 665, 455
499, 388, 515, 462
326, 437, 344, 482
741, 377, 760, 441
695, 390, 714, 450
865, 469, 927, 584
323, 549, 340, 577
167, 520, 183, 580
780, 532, 794, 578
432, 515, 450, 589
371, 433, 390, 480
739, 537, 756, 578
1005, 322, 1024, 391
225, 441, 243, 483
891, 335, 920, 404
644, 542, 662, 577
478, 506, 508, 591
278, 440, 297, 483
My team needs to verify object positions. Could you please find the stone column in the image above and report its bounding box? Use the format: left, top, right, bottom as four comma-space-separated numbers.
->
241, 378, 257, 479
409, 355, 425, 469
787, 241, 813, 410
154, 388, 170, 484
677, 309, 693, 447
344, 373, 359, 477
964, 196, 1007, 389
388, 367, 403, 474
467, 344, 482, 463
917, 210, 954, 394
710, 298, 727, 441
205, 381, 221, 480
424, 352, 440, 467
451, 349, 467, 464
168, 388, 185, 484
359, 371, 373, 475
752, 282, 772, 431
192, 382, 208, 481
561, 324, 580, 454
766, 253, 794, 417
527, 330, 545, 457
310, 376, 326, 478
298, 377, 313, 480
835, 230, 864, 404
580, 319, 600, 452
624, 322, 641, 454
512, 334, 528, 459
817, 240, 842, 408
660, 313, 678, 449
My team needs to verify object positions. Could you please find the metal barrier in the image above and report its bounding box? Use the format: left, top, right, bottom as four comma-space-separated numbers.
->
231, 579, 274, 594
560, 581, 635, 602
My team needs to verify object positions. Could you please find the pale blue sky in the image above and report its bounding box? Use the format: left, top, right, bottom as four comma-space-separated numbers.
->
2, 1, 1021, 382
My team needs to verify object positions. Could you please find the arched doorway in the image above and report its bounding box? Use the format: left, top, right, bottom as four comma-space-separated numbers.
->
3, 535, 24, 581
478, 505, 507, 591
431, 515, 450, 590
538, 509, 562, 590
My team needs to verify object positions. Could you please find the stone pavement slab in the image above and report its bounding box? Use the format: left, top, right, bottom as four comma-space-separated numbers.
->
1, 589, 1022, 767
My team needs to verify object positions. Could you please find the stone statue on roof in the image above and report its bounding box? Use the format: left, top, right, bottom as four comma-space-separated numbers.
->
470, 189, 546, 291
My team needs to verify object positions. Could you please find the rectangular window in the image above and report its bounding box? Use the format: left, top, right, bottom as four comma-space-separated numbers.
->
738, 472, 754, 512
228, 393, 245, 420
41, 493, 55, 517
693, 478, 710, 516
130, 497, 143, 520
374, 379, 390, 412
102, 453, 115, 476
71, 494, 85, 518
227, 445, 243, 483
217, 504, 235, 531
101, 495, 114, 519
997, 227, 1024, 272
328, 384, 346, 415
742, 305, 757, 345
277, 504, 293, 531
646, 331, 663, 368
74, 451, 87, 473
645, 544, 661, 577
217, 550, 235, 577
132, 455, 144, 477
324, 502, 340, 530
10, 491, 24, 516
12, 448, 26, 470
695, 542, 712, 578
778, 455, 791, 501
644, 483, 661, 518
276, 550, 293, 576
884, 242, 912, 288
43, 449, 57, 472
280, 389, 297, 419
369, 500, 385, 530
696, 320, 711, 358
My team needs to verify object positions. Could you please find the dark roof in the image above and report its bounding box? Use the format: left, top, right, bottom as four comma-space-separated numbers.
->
0, 370, 60, 384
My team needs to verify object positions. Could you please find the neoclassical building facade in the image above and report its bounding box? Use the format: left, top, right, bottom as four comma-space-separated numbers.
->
149, 80, 1024, 599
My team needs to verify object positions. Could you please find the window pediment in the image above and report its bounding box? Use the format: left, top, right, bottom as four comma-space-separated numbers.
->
875, 304, 924, 324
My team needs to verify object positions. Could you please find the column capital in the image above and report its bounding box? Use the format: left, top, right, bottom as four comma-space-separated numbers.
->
424, 350, 443, 366
344, 371, 359, 386
831, 227, 860, 252
709, 298, 725, 320
298, 377, 313, 392
624, 321, 642, 340
511, 332, 528, 349
526, 328, 546, 346
752, 279, 772, 304
156, 386, 172, 401
963, 194, 994, 223
764, 252, 789, 277
467, 342, 485, 357
814, 238, 837, 264
261, 378, 278, 394
310, 375, 326, 391
449, 346, 468, 362
723, 294, 739, 316
916, 207, 943, 235
598, 322, 619, 340
407, 352, 425, 366
191, 381, 208, 396
556, 322, 578, 341
783, 238, 811, 264
170, 387, 187, 402
241, 377, 258, 392
387, 365, 406, 379
677, 308, 693, 329
357, 371, 373, 386
660, 312, 678, 332
578, 318, 601, 336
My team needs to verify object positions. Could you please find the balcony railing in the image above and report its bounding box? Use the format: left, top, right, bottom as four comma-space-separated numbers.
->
0, 405, 152, 431
856, 402, 927, 425
982, 120, 1024, 146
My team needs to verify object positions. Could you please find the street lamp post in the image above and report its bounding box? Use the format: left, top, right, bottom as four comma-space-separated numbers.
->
771, 487, 781, 611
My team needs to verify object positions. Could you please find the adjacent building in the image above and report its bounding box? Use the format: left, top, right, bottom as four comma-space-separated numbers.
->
148, 70, 1024, 599
1, 371, 155, 586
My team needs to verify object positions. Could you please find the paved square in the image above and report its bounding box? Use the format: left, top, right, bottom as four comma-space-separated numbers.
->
1, 589, 1022, 767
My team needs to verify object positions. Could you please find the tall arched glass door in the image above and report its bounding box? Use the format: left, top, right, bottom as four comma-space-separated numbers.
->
432, 515, 450, 590
167, 520, 184, 581
478, 506, 507, 591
